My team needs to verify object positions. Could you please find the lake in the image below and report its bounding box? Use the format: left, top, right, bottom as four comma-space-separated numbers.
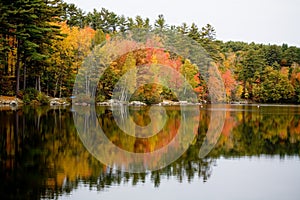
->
0, 104, 300, 200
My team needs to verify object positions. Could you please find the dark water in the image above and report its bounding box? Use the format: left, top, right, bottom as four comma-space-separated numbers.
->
0, 105, 300, 200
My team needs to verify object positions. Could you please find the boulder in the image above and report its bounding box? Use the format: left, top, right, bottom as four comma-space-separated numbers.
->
158, 100, 201, 106
179, 100, 188, 105
0, 96, 22, 106
81, 102, 89, 106
49, 98, 70, 106
129, 101, 147, 106
97, 102, 110, 106
158, 100, 176, 106
9, 100, 18, 106
50, 100, 59, 106
73, 102, 89, 106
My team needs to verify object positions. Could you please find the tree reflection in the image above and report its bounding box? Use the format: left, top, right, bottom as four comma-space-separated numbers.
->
0, 105, 300, 199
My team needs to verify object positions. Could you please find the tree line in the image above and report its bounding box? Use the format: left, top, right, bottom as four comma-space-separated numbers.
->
1, 0, 300, 103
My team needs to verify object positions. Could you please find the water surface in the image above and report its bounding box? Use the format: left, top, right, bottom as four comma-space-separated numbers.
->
0, 104, 299, 199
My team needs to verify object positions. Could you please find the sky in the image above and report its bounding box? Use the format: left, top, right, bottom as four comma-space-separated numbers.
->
63, 0, 300, 47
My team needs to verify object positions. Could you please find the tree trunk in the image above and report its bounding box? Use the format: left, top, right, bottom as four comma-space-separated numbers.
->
85, 73, 89, 96
59, 78, 62, 98
38, 75, 41, 92
35, 76, 41, 92
46, 76, 49, 96
23, 61, 26, 90
54, 74, 59, 97
4, 35, 9, 75
15, 39, 21, 95
183, 74, 187, 96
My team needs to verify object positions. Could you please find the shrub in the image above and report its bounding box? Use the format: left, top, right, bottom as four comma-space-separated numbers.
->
96, 94, 106, 102
24, 88, 38, 101
22, 88, 49, 105
74, 94, 94, 103
36, 92, 49, 105
23, 93, 31, 104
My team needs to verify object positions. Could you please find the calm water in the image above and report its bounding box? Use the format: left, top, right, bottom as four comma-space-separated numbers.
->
0, 104, 300, 200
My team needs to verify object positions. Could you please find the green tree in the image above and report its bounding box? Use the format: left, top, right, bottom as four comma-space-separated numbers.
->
282, 46, 300, 66
91, 29, 106, 47
118, 15, 128, 32
221, 41, 248, 52
0, 0, 63, 95
238, 49, 265, 99
154, 14, 167, 30
262, 44, 283, 66
100, 8, 119, 33
188, 23, 201, 42
294, 81, 300, 103
86, 9, 102, 30
200, 24, 216, 41
254, 66, 294, 102
180, 59, 199, 98
177, 23, 189, 35
61, 3, 86, 28
199, 24, 220, 61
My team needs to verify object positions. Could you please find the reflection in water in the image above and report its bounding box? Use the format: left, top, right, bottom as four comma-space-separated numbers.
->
73, 105, 200, 172
0, 105, 300, 199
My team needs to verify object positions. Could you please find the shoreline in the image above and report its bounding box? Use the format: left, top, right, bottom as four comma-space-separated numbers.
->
1, 96, 299, 109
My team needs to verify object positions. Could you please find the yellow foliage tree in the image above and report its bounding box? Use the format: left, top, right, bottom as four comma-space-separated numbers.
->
49, 22, 95, 97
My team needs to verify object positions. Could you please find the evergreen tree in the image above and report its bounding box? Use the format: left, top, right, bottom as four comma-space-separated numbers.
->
0, 0, 63, 94
188, 23, 201, 42
154, 14, 167, 30
238, 49, 265, 99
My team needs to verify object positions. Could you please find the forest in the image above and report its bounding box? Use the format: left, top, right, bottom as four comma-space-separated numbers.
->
1, 0, 300, 104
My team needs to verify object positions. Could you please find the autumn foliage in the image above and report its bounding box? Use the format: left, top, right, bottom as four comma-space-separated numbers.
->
1, 1, 300, 103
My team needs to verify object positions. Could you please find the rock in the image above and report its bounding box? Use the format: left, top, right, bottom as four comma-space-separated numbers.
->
179, 100, 188, 105
158, 100, 201, 106
0, 96, 22, 106
108, 99, 127, 105
81, 102, 89, 106
158, 100, 176, 106
73, 102, 89, 106
49, 98, 70, 106
97, 100, 130, 106
9, 100, 18, 106
108, 99, 119, 104
129, 101, 147, 106
97, 102, 110, 106
61, 101, 70, 106
50, 100, 58, 106
201, 100, 207, 104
